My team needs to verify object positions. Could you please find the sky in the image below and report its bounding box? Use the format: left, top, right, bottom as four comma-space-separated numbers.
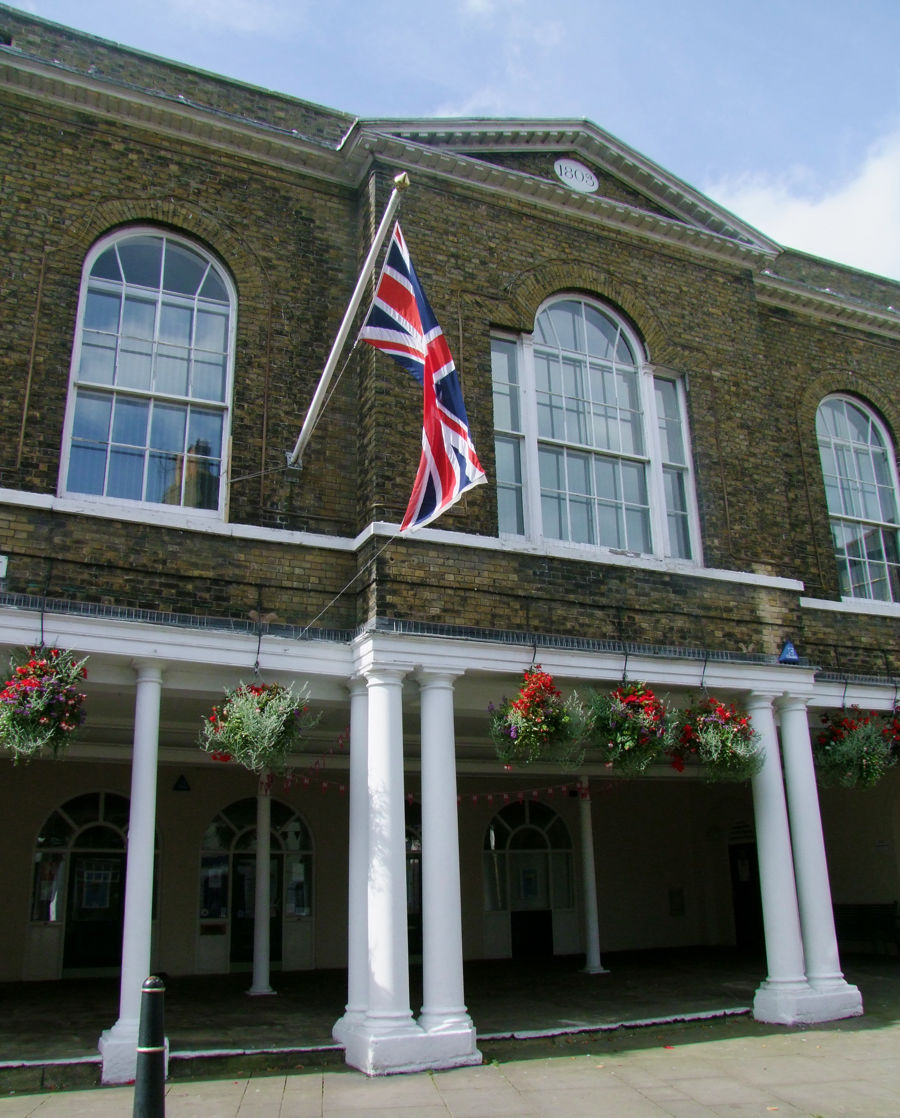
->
6, 0, 900, 283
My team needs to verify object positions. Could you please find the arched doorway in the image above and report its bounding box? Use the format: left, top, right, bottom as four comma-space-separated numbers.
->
198, 798, 314, 973
28, 792, 143, 977
482, 800, 575, 958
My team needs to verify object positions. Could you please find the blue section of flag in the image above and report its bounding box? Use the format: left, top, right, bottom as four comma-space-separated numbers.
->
360, 222, 486, 532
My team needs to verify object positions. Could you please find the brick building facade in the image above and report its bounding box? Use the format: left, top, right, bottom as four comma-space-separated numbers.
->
1, 4, 898, 1079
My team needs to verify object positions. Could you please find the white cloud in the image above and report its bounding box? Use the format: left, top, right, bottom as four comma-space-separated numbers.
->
704, 129, 900, 282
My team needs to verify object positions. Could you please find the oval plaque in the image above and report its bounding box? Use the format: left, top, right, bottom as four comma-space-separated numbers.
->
553, 158, 599, 194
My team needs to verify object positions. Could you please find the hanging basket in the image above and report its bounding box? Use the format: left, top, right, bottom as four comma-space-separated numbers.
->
199, 681, 319, 775
814, 706, 897, 789
672, 696, 763, 782
581, 681, 676, 776
0, 647, 88, 763
489, 665, 584, 769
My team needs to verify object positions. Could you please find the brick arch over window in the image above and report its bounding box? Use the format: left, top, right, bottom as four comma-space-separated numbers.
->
55, 196, 271, 304
797, 370, 899, 445
500, 258, 669, 361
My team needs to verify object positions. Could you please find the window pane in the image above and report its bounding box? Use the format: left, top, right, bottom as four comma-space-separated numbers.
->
163, 242, 207, 295
84, 290, 121, 333
188, 409, 224, 459
112, 397, 148, 446
200, 854, 229, 919
584, 305, 617, 359
107, 448, 144, 500
199, 270, 228, 303
625, 506, 651, 553
183, 452, 220, 510
67, 445, 107, 494
498, 486, 524, 535
90, 248, 122, 282
195, 309, 227, 352
147, 452, 182, 504
546, 300, 583, 351
72, 392, 111, 442
31, 853, 66, 922
117, 340, 153, 390
621, 460, 647, 505
159, 302, 193, 346
192, 355, 226, 402
150, 403, 187, 452
122, 296, 156, 339
596, 501, 623, 548
491, 338, 521, 432
79, 336, 117, 384
118, 236, 163, 288
157, 346, 190, 397
285, 853, 312, 915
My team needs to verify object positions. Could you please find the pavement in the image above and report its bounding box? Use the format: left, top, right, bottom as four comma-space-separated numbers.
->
2, 950, 900, 1116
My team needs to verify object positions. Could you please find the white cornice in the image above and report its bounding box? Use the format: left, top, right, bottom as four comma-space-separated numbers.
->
351, 126, 779, 272
756, 272, 900, 340
0, 49, 367, 187
361, 117, 781, 254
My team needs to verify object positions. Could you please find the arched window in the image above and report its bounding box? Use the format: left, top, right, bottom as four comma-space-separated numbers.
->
816, 395, 900, 601
482, 800, 574, 912
60, 228, 235, 515
30, 792, 157, 974
199, 798, 313, 967
491, 297, 698, 560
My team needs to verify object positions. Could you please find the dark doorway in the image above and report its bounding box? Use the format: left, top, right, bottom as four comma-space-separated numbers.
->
511, 909, 554, 957
63, 853, 125, 969
230, 854, 283, 965
729, 842, 765, 953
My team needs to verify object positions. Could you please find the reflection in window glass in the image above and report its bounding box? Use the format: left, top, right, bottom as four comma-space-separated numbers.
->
64, 232, 232, 513
492, 300, 695, 560
817, 396, 900, 602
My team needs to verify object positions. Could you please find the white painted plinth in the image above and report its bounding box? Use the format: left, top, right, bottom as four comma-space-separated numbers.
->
99, 1022, 170, 1084
332, 1010, 365, 1046
753, 979, 863, 1025
341, 1021, 481, 1076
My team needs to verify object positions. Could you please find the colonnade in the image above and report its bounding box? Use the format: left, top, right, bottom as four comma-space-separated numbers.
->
97, 658, 863, 1083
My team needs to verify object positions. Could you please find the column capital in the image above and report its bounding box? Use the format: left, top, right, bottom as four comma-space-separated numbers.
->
363, 665, 408, 687
744, 691, 778, 713
416, 668, 463, 688
776, 693, 811, 715
130, 659, 164, 684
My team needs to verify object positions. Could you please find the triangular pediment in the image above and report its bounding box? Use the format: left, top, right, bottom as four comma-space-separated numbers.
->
359, 118, 779, 259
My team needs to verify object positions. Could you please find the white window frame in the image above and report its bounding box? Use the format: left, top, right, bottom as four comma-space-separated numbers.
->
816, 393, 900, 603
59, 227, 237, 521
491, 296, 702, 564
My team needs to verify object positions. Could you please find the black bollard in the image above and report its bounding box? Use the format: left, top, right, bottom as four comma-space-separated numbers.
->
133, 975, 166, 1118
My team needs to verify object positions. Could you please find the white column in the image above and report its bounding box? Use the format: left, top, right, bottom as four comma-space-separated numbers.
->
417, 671, 479, 1066
99, 660, 165, 1084
778, 695, 862, 1017
248, 774, 274, 995
745, 691, 813, 1024
333, 678, 369, 1042
579, 778, 608, 974
342, 665, 424, 1074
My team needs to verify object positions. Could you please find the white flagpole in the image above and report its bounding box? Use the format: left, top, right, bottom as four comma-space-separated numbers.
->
287, 171, 410, 467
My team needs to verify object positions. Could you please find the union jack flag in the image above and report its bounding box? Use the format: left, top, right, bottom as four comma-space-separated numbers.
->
360, 222, 486, 532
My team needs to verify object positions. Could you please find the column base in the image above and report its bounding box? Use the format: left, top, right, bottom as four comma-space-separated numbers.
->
341, 1019, 481, 1076
99, 1021, 170, 1084
332, 1008, 366, 1045
753, 978, 864, 1025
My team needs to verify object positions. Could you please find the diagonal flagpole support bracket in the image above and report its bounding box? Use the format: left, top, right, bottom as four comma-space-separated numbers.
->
286, 172, 411, 469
